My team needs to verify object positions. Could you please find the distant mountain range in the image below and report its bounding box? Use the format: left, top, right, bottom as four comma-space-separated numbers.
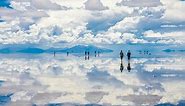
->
0, 45, 113, 54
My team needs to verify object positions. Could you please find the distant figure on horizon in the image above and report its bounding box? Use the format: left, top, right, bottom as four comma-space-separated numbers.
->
85, 51, 87, 60
139, 50, 142, 54
127, 50, 131, 60
120, 50, 124, 60
54, 51, 56, 57
146, 51, 149, 54
98, 51, 100, 57
127, 61, 131, 72
87, 51, 90, 60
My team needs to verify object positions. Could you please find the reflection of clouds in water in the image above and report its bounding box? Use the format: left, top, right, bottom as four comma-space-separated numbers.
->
117, 95, 162, 106
87, 67, 124, 87
143, 58, 185, 72
0, 56, 184, 105
85, 91, 108, 104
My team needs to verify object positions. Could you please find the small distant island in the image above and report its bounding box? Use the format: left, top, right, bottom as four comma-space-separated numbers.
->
163, 49, 185, 53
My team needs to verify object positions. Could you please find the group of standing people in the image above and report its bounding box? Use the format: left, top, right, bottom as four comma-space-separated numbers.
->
120, 50, 132, 72
139, 50, 151, 55
120, 50, 131, 60
85, 51, 100, 60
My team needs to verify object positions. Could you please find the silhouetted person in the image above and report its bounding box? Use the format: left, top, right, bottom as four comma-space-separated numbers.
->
127, 50, 131, 60
139, 50, 142, 54
87, 52, 90, 60
67, 52, 69, 56
120, 50, 124, 60
85, 51, 87, 60
127, 61, 131, 72
98, 51, 100, 57
146, 51, 149, 54
95, 51, 97, 57
120, 62, 124, 72
54, 51, 56, 57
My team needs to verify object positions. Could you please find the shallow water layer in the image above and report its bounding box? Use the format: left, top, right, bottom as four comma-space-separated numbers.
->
0, 53, 185, 106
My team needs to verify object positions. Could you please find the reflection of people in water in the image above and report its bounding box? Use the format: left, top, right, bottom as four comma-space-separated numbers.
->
127, 61, 131, 72
127, 50, 131, 60
120, 62, 124, 72
120, 50, 124, 60
85, 56, 87, 60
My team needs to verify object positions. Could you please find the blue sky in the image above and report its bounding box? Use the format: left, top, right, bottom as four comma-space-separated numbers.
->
0, 0, 185, 45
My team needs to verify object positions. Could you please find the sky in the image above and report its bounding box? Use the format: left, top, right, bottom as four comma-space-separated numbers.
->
0, 0, 185, 46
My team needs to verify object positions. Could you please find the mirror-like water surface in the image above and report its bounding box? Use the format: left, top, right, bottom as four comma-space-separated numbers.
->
0, 53, 185, 106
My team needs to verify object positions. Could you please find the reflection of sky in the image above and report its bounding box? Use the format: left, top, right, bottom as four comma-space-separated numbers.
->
0, 54, 185, 105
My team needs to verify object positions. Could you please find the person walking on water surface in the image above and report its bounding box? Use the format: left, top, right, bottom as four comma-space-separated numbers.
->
120, 50, 124, 60
127, 50, 131, 60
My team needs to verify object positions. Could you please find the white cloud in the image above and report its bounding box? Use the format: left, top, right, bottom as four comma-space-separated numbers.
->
84, 0, 108, 11
108, 16, 143, 33
161, 0, 185, 22
117, 0, 162, 7
0, 0, 185, 45
12, 0, 63, 10
143, 30, 185, 44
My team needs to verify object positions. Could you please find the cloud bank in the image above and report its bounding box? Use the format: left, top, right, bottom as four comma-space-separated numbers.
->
0, 0, 185, 45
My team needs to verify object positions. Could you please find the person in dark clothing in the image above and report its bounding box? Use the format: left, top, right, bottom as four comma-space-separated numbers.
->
85, 51, 87, 60
139, 50, 142, 54
67, 52, 69, 56
127, 50, 131, 60
54, 51, 56, 57
87, 52, 90, 60
95, 51, 97, 57
120, 50, 124, 60
98, 51, 100, 57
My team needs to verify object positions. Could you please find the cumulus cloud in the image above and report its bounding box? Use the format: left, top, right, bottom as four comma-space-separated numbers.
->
84, 0, 108, 11
12, 0, 63, 10
0, 0, 185, 45
117, 0, 162, 7
161, 0, 185, 22
143, 30, 185, 44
